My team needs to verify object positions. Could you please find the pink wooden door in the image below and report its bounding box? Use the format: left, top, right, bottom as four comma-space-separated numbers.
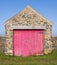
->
13, 29, 44, 56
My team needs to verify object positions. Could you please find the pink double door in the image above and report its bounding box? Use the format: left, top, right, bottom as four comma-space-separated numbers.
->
13, 29, 44, 56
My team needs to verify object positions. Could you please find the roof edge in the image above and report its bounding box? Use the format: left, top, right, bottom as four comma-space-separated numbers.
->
5, 5, 52, 25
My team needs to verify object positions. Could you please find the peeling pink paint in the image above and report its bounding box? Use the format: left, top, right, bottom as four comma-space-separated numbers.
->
13, 29, 44, 56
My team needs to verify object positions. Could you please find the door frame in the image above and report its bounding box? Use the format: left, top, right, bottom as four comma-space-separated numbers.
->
13, 29, 44, 56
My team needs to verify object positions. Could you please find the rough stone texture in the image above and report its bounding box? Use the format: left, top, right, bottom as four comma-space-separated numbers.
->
52, 37, 57, 49
0, 37, 5, 53
5, 6, 52, 55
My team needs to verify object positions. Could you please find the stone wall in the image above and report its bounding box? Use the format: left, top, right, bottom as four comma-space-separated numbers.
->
0, 37, 5, 53
52, 37, 57, 49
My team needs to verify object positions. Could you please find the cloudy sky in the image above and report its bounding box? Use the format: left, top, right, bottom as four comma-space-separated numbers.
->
0, 0, 57, 36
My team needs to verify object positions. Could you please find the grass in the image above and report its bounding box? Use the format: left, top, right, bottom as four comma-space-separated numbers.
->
0, 50, 57, 65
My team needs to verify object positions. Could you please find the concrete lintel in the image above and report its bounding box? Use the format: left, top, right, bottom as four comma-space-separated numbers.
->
10, 26, 46, 29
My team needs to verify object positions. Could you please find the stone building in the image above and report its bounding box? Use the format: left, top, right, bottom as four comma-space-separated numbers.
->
5, 6, 52, 56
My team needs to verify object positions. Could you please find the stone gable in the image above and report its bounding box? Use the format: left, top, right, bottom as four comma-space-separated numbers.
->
5, 6, 52, 26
